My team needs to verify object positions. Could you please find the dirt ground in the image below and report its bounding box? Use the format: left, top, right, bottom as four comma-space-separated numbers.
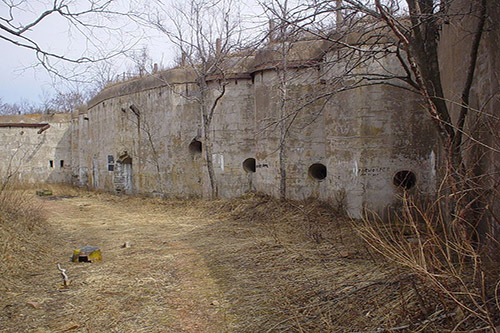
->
1, 191, 424, 332
2, 194, 231, 332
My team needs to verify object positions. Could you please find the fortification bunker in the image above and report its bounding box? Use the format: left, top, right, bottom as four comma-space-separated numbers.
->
0, 0, 496, 225
0, 36, 444, 218
65, 35, 439, 218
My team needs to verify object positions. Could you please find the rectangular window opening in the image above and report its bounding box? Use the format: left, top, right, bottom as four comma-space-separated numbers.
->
49, 160, 54, 168
60, 160, 64, 168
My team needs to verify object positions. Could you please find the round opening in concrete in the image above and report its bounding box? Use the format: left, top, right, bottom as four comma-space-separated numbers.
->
189, 139, 202, 154
309, 163, 327, 180
393, 170, 416, 190
242, 158, 256, 173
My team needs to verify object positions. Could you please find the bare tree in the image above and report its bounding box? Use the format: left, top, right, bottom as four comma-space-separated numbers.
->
258, 3, 307, 200
45, 90, 88, 113
260, 1, 499, 329
89, 60, 122, 91
148, 0, 244, 198
263, 0, 494, 220
129, 46, 155, 77
0, 98, 38, 115
271, 4, 295, 200
0, 0, 143, 78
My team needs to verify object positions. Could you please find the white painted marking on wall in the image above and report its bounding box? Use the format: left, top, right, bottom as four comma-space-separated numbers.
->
430, 150, 436, 178
429, 150, 436, 187
212, 153, 224, 172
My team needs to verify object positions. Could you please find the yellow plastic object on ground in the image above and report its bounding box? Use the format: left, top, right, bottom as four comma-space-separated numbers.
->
36, 189, 53, 196
72, 246, 102, 263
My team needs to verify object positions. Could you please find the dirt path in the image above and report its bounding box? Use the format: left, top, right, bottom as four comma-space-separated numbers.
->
3, 195, 228, 332
3, 192, 409, 332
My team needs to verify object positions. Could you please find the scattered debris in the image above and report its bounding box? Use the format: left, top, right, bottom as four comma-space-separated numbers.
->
339, 250, 359, 258
60, 322, 80, 331
210, 300, 220, 306
72, 246, 102, 263
40, 195, 76, 201
57, 263, 70, 288
35, 189, 52, 197
26, 301, 42, 310
383, 311, 456, 331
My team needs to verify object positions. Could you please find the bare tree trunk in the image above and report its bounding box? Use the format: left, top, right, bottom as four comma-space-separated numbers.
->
336, 0, 343, 27
279, 115, 287, 200
278, 4, 289, 200
378, 0, 488, 236
129, 104, 165, 193
278, 67, 287, 200
278, 54, 287, 200
203, 114, 218, 199
200, 80, 218, 199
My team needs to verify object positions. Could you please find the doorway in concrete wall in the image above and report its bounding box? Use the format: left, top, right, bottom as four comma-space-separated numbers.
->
114, 155, 133, 194
122, 157, 133, 194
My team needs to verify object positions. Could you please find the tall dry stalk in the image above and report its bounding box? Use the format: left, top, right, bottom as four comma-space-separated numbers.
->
358, 183, 500, 330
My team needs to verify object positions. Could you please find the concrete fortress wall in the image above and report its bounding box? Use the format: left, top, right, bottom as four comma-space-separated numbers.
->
0, 37, 442, 218
0, 3, 496, 220
439, 0, 500, 237
0, 113, 72, 184
69, 38, 439, 218
79, 68, 203, 197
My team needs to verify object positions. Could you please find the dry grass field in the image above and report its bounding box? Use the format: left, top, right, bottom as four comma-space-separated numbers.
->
0, 186, 463, 332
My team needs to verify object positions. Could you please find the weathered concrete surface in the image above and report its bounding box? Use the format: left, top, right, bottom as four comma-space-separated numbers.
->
440, 0, 500, 239
71, 38, 439, 218
324, 53, 439, 216
11, 25, 491, 218
0, 113, 71, 184
207, 78, 256, 198
77, 70, 203, 197
253, 67, 328, 200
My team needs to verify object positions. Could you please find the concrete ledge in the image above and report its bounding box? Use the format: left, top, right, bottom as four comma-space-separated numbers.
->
87, 67, 197, 109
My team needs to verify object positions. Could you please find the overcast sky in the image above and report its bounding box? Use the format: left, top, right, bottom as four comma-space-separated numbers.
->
0, 0, 265, 108
0, 1, 184, 107
1, 38, 47, 105
1, 32, 175, 105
